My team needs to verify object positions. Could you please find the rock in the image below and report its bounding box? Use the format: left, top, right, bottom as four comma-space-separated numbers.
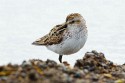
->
74, 50, 117, 73
0, 50, 125, 83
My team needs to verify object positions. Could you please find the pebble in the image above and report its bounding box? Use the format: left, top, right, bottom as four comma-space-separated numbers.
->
0, 50, 125, 83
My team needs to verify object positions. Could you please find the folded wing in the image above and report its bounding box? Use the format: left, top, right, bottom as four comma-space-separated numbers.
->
32, 23, 67, 45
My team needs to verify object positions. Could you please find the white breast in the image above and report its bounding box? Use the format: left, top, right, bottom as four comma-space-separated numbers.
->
46, 26, 87, 55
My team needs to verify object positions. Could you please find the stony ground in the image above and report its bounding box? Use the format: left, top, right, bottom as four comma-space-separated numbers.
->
0, 50, 125, 83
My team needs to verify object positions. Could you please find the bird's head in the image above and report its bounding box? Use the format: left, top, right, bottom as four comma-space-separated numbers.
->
66, 13, 86, 25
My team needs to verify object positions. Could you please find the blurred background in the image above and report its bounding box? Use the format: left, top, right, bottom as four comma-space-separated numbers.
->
0, 0, 125, 66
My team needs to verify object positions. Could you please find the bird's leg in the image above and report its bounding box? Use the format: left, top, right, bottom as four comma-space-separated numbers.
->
59, 55, 63, 63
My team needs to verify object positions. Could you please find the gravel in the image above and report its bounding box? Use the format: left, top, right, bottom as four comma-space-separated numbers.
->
0, 50, 125, 83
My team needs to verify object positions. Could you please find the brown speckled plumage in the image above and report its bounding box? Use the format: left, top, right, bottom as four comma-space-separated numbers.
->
32, 23, 67, 45
66, 13, 82, 22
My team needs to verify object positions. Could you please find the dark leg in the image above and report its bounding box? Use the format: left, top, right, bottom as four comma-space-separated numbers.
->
59, 55, 63, 63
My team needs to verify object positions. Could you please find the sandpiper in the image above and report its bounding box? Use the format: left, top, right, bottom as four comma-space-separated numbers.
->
32, 13, 88, 63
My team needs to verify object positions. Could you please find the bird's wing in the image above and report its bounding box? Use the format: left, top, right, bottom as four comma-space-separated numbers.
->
32, 23, 67, 45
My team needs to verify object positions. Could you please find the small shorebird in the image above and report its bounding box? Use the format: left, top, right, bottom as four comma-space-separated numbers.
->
32, 13, 87, 63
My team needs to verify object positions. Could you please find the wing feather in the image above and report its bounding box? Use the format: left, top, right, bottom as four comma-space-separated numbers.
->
32, 23, 67, 45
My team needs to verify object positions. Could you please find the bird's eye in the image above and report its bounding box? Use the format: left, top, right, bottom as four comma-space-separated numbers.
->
71, 21, 75, 23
